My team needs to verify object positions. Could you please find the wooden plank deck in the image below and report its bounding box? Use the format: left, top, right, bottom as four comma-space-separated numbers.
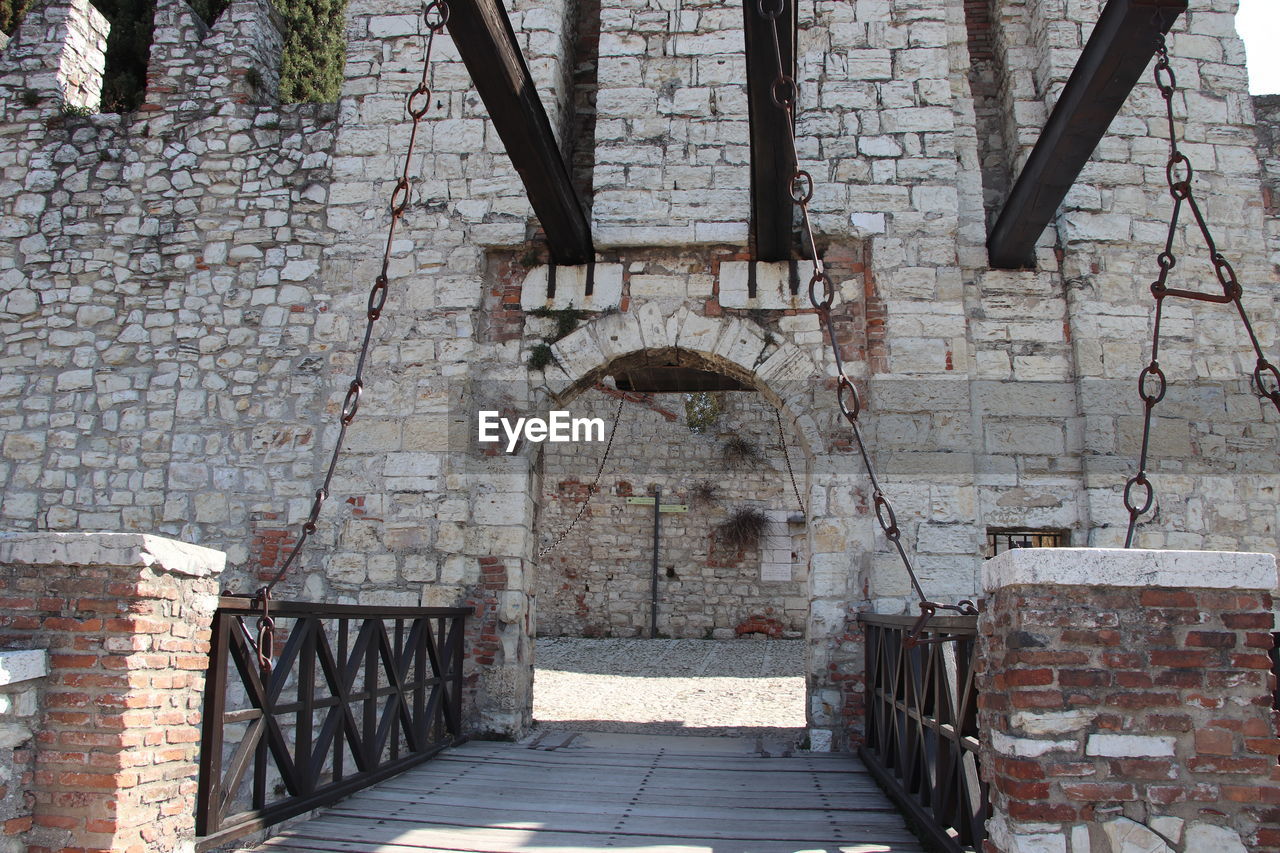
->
252, 732, 926, 853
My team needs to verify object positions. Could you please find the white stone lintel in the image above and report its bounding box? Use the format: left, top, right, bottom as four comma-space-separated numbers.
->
983, 547, 1277, 593
0, 650, 48, 687
520, 264, 624, 311
0, 532, 226, 579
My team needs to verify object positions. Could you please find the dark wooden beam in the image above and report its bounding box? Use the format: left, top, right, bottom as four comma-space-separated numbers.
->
446, 0, 593, 265
743, 0, 798, 262
987, 0, 1187, 269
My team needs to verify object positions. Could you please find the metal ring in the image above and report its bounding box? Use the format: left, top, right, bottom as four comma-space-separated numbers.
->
424, 0, 449, 30
1123, 475, 1154, 517
407, 84, 432, 119
390, 178, 411, 217
1166, 154, 1192, 189
807, 270, 833, 311
1254, 360, 1280, 398
368, 275, 389, 320
791, 171, 814, 205
1138, 364, 1166, 406
341, 380, 363, 425
304, 488, 328, 533
873, 493, 899, 538
756, 0, 784, 20
771, 76, 798, 110
1212, 255, 1241, 298
837, 373, 861, 421
1156, 251, 1175, 272
1154, 60, 1176, 95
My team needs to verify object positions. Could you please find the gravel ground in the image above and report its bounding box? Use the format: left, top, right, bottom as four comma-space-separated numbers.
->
532, 637, 807, 741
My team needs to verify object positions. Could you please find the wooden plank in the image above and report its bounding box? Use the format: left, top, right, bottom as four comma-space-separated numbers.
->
743, 0, 799, 261
263, 823, 918, 853
987, 0, 1187, 268
335, 788, 905, 823
288, 815, 923, 848
444, 0, 593, 264
381, 765, 878, 794
367, 779, 893, 809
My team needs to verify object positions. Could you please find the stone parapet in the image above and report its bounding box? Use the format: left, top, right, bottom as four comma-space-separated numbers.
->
0, 532, 224, 853
978, 547, 1280, 853
0, 0, 107, 116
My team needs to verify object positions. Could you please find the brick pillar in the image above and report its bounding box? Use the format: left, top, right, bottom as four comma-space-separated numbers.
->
978, 548, 1279, 853
0, 532, 225, 853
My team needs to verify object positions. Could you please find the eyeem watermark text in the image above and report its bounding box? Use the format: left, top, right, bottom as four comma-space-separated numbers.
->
478, 411, 606, 453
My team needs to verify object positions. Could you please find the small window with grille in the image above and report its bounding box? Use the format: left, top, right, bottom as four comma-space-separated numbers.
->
985, 529, 1068, 559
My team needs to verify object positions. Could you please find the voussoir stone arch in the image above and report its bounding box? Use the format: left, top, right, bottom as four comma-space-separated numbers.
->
537, 306, 828, 458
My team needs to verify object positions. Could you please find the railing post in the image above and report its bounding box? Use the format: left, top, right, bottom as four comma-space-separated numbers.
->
0, 532, 224, 853
978, 548, 1279, 853
196, 610, 232, 838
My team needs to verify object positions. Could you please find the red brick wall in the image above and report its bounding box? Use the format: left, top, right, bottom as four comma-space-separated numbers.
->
0, 534, 222, 853
979, 584, 1279, 852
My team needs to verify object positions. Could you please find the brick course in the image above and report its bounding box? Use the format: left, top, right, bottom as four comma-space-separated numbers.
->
979, 553, 1279, 852
0, 533, 223, 853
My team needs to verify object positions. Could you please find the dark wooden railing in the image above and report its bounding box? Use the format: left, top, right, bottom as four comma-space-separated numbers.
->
1271, 632, 1279, 711
859, 613, 987, 852
195, 599, 469, 850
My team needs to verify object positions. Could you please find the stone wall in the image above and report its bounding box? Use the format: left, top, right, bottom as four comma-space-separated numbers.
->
535, 387, 808, 639
978, 548, 1279, 853
0, 0, 1276, 744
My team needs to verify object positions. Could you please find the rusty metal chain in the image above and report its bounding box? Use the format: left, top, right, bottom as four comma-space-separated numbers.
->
244, 2, 452, 670
537, 396, 624, 559
753, 0, 975, 644
1124, 30, 1280, 547
774, 406, 805, 515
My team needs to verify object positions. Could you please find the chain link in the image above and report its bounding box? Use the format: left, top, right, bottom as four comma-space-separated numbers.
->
775, 406, 805, 515
1124, 29, 1280, 547
752, 3, 976, 644
538, 396, 625, 559
249, 3, 451, 638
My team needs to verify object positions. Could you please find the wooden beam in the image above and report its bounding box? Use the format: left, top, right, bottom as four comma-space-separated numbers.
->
743, 0, 798, 262
446, 0, 593, 265
987, 0, 1187, 269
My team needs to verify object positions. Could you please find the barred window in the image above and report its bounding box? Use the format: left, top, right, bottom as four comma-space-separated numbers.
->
985, 529, 1068, 559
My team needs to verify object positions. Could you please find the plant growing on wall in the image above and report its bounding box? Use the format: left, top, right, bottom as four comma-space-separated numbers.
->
526, 305, 587, 370
721, 435, 759, 463
715, 505, 768, 551
689, 480, 719, 506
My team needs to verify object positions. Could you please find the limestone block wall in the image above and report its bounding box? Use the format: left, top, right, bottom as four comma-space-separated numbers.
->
0, 0, 1276, 745
535, 387, 809, 639
1257, 95, 1279, 273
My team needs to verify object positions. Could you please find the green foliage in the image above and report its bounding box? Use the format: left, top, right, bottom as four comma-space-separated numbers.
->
526, 304, 586, 371
277, 0, 349, 103
684, 392, 721, 434
91, 0, 156, 113
527, 342, 555, 372
60, 100, 94, 117
0, 0, 31, 35
528, 305, 587, 343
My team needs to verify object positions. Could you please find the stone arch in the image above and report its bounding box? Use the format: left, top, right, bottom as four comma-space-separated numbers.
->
536, 307, 826, 458
508, 307, 867, 747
